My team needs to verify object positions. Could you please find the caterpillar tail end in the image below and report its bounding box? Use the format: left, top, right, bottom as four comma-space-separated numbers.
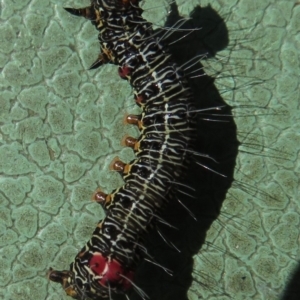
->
64, 6, 95, 20
89, 56, 105, 70
48, 268, 78, 298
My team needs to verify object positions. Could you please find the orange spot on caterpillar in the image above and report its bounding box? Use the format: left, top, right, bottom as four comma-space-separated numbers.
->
118, 65, 132, 79
92, 188, 111, 206
110, 157, 125, 172
110, 157, 132, 174
103, 48, 115, 61
97, 221, 104, 229
135, 94, 144, 104
126, 114, 143, 129
122, 135, 138, 148
123, 163, 131, 174
126, 114, 139, 125
78, 251, 86, 258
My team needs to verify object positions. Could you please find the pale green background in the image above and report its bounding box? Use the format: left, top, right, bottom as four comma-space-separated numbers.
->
0, 0, 299, 299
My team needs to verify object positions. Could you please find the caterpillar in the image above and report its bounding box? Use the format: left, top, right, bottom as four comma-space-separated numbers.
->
48, 0, 198, 299
0, 0, 298, 300
44, 0, 298, 300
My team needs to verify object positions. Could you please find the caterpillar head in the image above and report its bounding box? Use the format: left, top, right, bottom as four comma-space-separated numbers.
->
48, 251, 134, 299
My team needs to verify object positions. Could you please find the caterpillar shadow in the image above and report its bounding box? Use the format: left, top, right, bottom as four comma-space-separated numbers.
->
126, 3, 238, 300
281, 262, 300, 300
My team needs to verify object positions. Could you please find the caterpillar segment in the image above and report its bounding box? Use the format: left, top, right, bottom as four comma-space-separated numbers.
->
49, 0, 196, 299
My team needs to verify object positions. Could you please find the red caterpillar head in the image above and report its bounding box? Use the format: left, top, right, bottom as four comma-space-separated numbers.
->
48, 251, 134, 299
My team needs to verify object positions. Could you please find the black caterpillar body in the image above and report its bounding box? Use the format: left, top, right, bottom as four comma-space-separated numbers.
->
49, 0, 197, 299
